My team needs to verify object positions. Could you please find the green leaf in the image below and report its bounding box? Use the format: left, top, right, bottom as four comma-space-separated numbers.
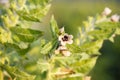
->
16, 4, 51, 22
40, 39, 58, 54
53, 56, 76, 67
5, 43, 30, 55
67, 44, 83, 54
67, 40, 103, 55
50, 16, 59, 38
37, 59, 50, 73
0, 63, 35, 80
80, 40, 103, 55
89, 22, 117, 40
0, 27, 13, 44
71, 57, 97, 74
10, 27, 43, 42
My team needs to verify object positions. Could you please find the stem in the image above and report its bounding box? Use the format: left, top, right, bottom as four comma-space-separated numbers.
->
46, 64, 53, 80
0, 55, 4, 80
0, 69, 4, 80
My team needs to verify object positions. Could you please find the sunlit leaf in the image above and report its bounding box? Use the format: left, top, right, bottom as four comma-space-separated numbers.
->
10, 27, 43, 42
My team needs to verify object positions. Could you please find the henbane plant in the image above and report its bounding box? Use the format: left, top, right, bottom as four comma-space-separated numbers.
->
0, 0, 120, 80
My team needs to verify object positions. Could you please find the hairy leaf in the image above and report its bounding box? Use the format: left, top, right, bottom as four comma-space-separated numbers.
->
10, 27, 43, 42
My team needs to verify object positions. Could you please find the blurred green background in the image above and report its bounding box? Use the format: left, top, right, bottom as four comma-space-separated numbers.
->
51, 0, 120, 36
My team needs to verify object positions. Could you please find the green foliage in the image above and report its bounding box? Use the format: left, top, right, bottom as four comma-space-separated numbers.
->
16, 0, 51, 22
0, 0, 51, 79
10, 27, 43, 42
0, 63, 35, 80
0, 1, 120, 80
40, 39, 58, 54
50, 16, 59, 38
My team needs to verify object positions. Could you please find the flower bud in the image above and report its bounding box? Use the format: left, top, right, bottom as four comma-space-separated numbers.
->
102, 7, 112, 16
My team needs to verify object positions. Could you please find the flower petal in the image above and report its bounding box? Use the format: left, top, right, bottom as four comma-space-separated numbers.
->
102, 7, 112, 16
61, 41, 66, 46
58, 35, 63, 41
62, 51, 71, 57
111, 14, 120, 22
69, 35, 73, 39
67, 40, 73, 44
58, 46, 67, 50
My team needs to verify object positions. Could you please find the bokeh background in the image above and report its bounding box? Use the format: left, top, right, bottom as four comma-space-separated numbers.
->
50, 0, 120, 80
0, 0, 120, 80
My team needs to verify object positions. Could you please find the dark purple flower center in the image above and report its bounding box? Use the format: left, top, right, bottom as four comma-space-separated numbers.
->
62, 35, 69, 41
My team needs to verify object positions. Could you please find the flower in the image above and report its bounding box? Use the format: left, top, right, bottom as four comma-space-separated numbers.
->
102, 7, 112, 16
59, 34, 73, 46
55, 27, 73, 57
55, 46, 67, 54
111, 14, 120, 22
62, 50, 71, 57
55, 46, 71, 57
59, 27, 65, 34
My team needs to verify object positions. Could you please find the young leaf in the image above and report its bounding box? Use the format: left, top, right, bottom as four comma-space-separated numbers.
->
50, 16, 59, 38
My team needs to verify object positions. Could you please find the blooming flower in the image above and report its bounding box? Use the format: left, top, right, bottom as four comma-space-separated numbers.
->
102, 7, 112, 16
111, 14, 120, 22
55, 27, 73, 57
59, 34, 73, 46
